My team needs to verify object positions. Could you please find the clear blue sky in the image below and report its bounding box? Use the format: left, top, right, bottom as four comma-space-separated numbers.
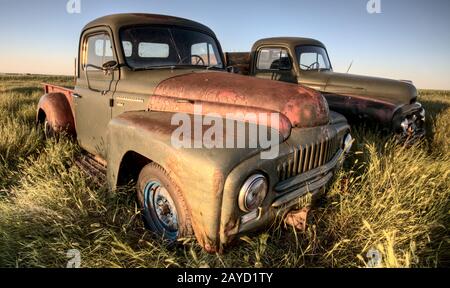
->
0, 0, 449, 89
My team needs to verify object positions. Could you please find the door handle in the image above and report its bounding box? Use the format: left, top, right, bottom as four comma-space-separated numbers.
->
73, 93, 82, 99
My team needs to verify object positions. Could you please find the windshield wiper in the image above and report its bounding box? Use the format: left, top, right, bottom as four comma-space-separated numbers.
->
175, 64, 224, 70
132, 65, 180, 71
132, 64, 224, 71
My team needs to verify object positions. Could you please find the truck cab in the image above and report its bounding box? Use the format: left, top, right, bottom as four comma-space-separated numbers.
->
37, 15, 351, 253
227, 37, 425, 142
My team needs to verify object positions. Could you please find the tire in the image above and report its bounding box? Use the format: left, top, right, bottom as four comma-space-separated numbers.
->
137, 163, 193, 241
43, 117, 57, 139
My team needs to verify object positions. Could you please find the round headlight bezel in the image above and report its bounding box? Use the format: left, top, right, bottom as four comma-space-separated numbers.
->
238, 174, 268, 212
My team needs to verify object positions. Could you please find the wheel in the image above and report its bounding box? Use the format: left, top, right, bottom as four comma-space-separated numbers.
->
137, 163, 193, 241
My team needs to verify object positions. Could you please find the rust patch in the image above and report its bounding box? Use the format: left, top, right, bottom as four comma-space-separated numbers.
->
43, 83, 75, 117
284, 206, 310, 231
37, 92, 76, 136
148, 95, 292, 139
151, 72, 329, 131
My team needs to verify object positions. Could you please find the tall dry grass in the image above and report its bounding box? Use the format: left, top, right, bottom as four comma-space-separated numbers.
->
0, 75, 448, 267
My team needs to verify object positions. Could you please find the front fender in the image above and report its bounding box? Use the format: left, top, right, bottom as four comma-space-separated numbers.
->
106, 110, 277, 252
392, 102, 423, 119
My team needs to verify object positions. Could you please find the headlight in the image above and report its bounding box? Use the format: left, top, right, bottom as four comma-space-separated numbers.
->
343, 133, 353, 154
238, 174, 268, 212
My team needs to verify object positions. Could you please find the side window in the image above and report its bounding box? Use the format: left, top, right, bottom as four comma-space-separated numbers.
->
191, 43, 219, 66
256, 48, 291, 70
84, 33, 114, 69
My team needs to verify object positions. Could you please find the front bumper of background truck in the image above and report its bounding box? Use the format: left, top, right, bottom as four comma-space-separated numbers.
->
392, 102, 426, 144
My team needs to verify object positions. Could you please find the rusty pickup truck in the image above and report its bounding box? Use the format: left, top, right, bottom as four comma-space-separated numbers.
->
37, 14, 351, 253
226, 37, 425, 142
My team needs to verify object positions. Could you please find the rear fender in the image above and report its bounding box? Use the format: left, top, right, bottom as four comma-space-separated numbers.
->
36, 93, 76, 136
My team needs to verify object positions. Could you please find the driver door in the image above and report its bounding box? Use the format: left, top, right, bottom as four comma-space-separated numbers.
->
74, 30, 118, 159
253, 47, 296, 83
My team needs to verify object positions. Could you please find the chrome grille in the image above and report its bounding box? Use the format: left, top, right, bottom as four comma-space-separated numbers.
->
277, 136, 341, 181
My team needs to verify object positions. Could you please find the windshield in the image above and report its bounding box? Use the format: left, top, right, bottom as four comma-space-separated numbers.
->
120, 26, 224, 70
295, 45, 332, 71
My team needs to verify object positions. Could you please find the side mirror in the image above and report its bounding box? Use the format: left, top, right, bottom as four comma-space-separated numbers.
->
102, 60, 118, 76
84, 61, 118, 93
102, 60, 118, 70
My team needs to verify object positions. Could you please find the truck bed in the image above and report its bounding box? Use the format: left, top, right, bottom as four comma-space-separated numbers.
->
43, 83, 74, 97
225, 52, 251, 75
42, 83, 75, 115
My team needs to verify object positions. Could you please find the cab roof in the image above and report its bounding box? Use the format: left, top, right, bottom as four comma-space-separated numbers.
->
83, 13, 217, 36
252, 37, 326, 51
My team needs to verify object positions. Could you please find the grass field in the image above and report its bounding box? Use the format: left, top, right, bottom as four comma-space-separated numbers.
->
0, 75, 448, 268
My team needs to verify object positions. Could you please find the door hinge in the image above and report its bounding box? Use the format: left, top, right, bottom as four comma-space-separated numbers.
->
109, 98, 114, 107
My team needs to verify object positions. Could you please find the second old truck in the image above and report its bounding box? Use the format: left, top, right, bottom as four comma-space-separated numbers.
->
36, 14, 351, 253
226, 37, 426, 142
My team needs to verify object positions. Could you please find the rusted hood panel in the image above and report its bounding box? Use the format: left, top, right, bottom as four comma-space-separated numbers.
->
151, 72, 329, 131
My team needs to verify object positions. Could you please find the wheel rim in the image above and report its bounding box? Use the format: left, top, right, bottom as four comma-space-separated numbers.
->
143, 181, 179, 239
44, 120, 51, 137
44, 119, 55, 138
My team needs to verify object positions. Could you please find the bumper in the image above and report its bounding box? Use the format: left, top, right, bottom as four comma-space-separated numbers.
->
237, 148, 345, 234
217, 121, 350, 250
392, 102, 426, 143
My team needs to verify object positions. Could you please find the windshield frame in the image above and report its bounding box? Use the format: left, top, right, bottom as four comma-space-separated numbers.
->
295, 45, 333, 72
118, 24, 226, 71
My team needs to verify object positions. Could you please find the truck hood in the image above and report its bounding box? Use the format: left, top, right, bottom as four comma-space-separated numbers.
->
323, 71, 418, 106
150, 71, 329, 138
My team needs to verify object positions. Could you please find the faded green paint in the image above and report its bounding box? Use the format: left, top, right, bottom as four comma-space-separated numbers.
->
37, 15, 350, 253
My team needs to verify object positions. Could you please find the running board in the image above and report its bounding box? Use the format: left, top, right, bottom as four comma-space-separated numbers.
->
75, 153, 107, 186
